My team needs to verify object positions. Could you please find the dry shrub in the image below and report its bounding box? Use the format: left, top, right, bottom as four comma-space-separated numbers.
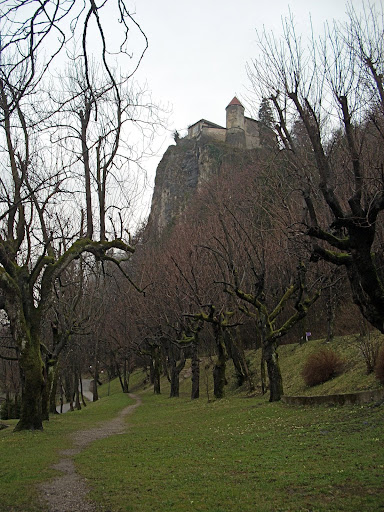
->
375, 345, 384, 385
355, 320, 382, 374
302, 348, 344, 387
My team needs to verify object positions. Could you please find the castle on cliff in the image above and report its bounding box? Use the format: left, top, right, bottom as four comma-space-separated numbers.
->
146, 96, 263, 238
187, 96, 261, 149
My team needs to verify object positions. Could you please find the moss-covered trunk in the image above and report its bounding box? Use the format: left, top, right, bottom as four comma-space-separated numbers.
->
123, 358, 129, 393
49, 362, 59, 414
5, 282, 45, 430
41, 365, 50, 421
213, 327, 227, 399
338, 223, 384, 333
264, 339, 283, 402
191, 339, 200, 400
42, 357, 59, 420
14, 334, 44, 431
227, 331, 254, 391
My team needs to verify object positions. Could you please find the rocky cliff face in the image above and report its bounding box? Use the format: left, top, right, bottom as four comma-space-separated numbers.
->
146, 137, 256, 238
146, 138, 217, 237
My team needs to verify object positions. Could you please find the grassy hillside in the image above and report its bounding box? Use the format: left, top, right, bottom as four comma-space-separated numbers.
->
0, 392, 135, 511
279, 334, 383, 396
0, 333, 383, 512
172, 332, 384, 401
79, 372, 384, 512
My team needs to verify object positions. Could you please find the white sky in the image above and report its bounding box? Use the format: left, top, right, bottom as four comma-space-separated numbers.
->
126, 0, 378, 219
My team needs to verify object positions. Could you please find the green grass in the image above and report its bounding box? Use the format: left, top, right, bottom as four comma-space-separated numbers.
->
278, 334, 383, 396
1, 335, 383, 512
179, 334, 384, 401
0, 391, 134, 512
76, 390, 384, 512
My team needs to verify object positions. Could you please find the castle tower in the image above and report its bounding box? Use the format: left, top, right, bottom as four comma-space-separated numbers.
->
225, 96, 246, 148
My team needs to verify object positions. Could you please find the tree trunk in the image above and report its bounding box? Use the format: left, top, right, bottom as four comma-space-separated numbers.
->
191, 339, 200, 400
59, 377, 64, 413
4, 391, 11, 420
153, 346, 161, 394
122, 358, 129, 393
42, 359, 56, 420
260, 346, 267, 395
225, 331, 245, 387
92, 339, 99, 402
344, 226, 384, 333
80, 378, 87, 407
149, 358, 154, 385
264, 339, 283, 402
92, 374, 99, 402
42, 357, 60, 419
213, 362, 226, 399
41, 363, 50, 421
227, 331, 254, 391
153, 372, 161, 394
169, 350, 186, 398
213, 329, 227, 399
80, 106, 93, 239
74, 369, 81, 410
64, 372, 74, 411
14, 336, 44, 431
340, 225, 384, 333
169, 364, 180, 397
161, 348, 169, 378
115, 358, 126, 393
239, 351, 255, 393
49, 362, 59, 414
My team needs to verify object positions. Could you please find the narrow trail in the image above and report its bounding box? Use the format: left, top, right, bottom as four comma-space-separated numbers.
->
39, 393, 142, 512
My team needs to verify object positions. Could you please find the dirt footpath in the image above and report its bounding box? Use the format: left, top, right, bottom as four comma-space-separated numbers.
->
39, 393, 142, 512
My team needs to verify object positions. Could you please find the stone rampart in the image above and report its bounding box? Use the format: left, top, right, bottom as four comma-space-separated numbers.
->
281, 388, 384, 406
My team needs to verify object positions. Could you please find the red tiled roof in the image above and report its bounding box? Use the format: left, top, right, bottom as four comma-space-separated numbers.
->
227, 96, 244, 108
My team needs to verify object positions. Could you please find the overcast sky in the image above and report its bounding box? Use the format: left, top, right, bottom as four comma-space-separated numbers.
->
128, 0, 378, 217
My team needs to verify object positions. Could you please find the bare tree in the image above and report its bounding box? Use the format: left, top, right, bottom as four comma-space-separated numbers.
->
247, 2, 384, 333
199, 174, 320, 401
0, 0, 156, 431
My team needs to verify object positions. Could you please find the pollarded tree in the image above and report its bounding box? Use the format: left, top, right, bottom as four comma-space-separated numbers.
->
0, 1, 155, 431
131, 241, 193, 398
247, 2, 384, 333
166, 183, 255, 400
190, 164, 319, 401
185, 305, 241, 400
201, 170, 321, 402
0, 320, 20, 418
44, 258, 95, 417
103, 292, 140, 394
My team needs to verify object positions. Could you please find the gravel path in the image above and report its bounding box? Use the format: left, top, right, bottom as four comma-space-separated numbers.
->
40, 393, 142, 512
